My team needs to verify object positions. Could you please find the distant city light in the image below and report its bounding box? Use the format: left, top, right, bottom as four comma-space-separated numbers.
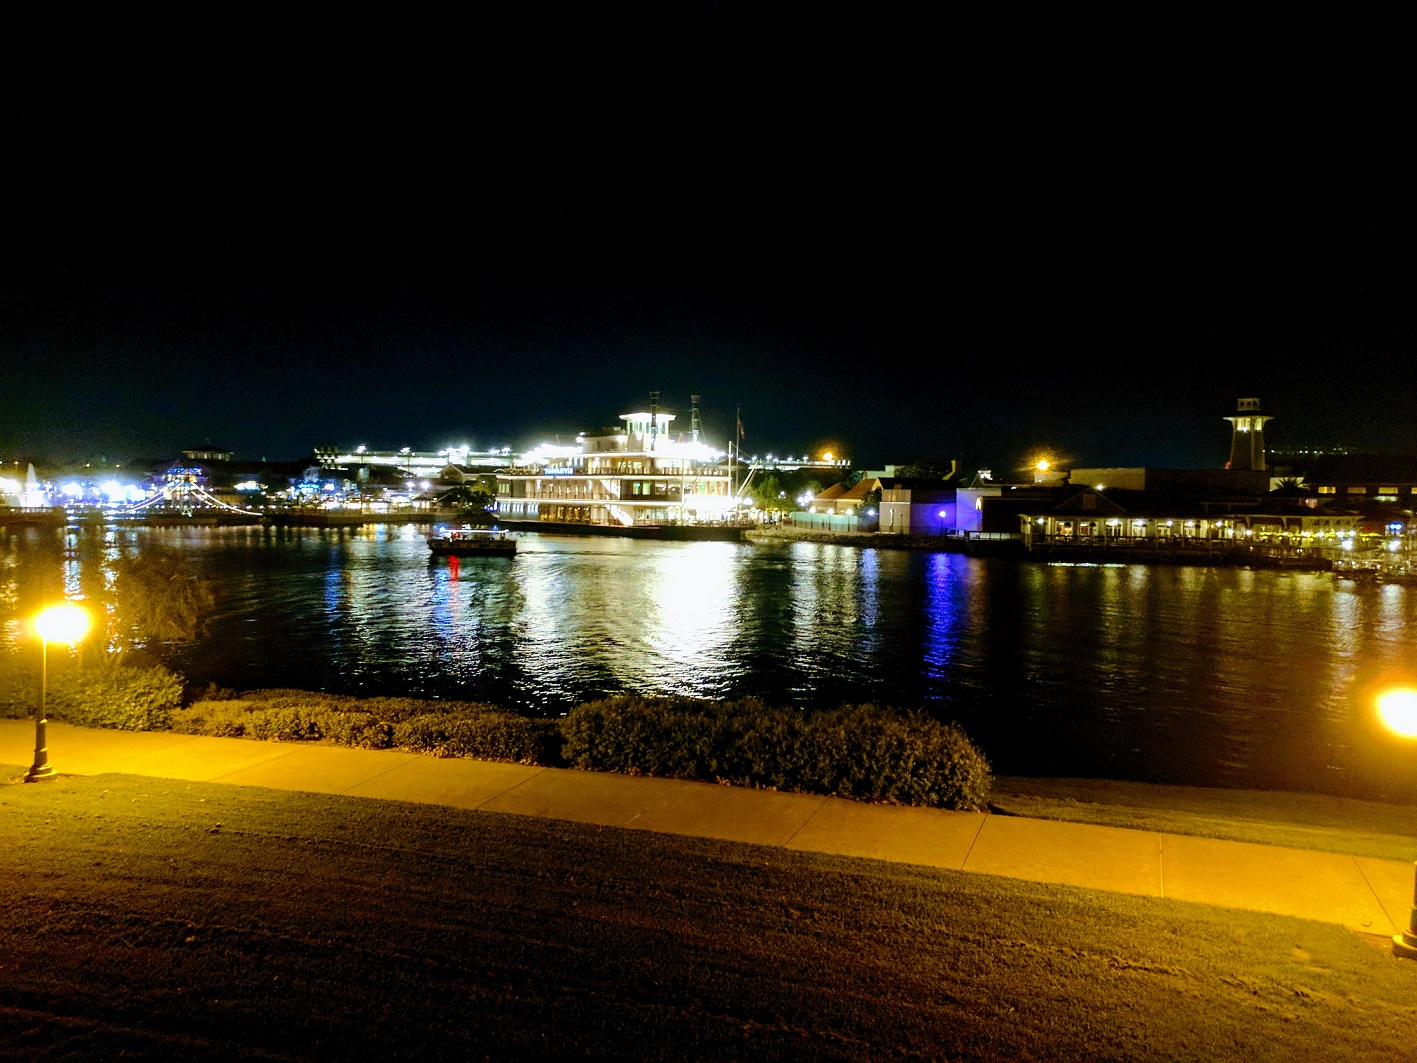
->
60, 481, 83, 498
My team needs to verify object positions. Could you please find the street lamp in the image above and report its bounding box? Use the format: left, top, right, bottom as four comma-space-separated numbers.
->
1378, 688, 1417, 957
25, 603, 91, 783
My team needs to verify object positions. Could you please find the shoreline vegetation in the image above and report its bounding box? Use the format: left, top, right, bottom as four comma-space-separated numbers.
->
3, 657, 1416, 860
0, 659, 993, 812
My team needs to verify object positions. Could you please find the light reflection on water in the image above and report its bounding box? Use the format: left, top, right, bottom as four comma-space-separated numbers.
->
6, 523, 1417, 800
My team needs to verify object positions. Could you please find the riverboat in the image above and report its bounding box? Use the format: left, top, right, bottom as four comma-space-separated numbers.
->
498, 518, 747, 542
428, 526, 517, 557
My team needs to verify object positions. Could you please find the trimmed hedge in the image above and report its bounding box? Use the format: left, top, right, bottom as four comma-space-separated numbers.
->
0, 656, 183, 731
2, 658, 991, 809
170, 689, 559, 766
562, 697, 992, 811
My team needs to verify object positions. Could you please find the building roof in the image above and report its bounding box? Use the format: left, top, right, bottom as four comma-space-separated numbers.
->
836, 478, 880, 502
1007, 486, 1340, 520
1304, 454, 1417, 484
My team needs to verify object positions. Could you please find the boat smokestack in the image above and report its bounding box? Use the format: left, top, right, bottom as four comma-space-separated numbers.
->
649, 390, 660, 452
690, 394, 701, 443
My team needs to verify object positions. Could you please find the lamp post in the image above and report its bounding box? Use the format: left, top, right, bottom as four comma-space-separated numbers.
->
1377, 687, 1417, 958
25, 603, 91, 783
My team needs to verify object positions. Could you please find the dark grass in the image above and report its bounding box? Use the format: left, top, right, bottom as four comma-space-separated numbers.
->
993, 776, 1417, 863
4, 769, 1417, 1061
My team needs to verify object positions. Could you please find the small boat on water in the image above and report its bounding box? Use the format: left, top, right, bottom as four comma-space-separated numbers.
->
428, 526, 517, 558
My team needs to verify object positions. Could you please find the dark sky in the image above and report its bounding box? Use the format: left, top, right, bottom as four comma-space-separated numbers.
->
5, 10, 1415, 474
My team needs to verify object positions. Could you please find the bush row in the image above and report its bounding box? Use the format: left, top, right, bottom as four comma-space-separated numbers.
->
562, 697, 992, 810
1, 664, 991, 810
169, 690, 560, 766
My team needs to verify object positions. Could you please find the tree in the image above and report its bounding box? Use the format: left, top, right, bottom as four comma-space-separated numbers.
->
750, 472, 788, 516
896, 459, 956, 481
437, 485, 497, 525
111, 545, 215, 656
0, 537, 65, 630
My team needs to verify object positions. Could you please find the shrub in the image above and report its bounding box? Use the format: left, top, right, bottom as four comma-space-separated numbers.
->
562, 697, 991, 811
392, 713, 560, 765
170, 690, 557, 765
0, 655, 182, 731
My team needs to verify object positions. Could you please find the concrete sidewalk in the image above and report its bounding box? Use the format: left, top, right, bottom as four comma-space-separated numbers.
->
3, 719, 1412, 939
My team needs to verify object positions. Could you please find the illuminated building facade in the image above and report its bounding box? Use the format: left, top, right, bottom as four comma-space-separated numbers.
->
497, 410, 733, 527
1225, 397, 1272, 471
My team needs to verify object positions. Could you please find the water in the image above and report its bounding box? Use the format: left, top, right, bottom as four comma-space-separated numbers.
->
6, 523, 1417, 801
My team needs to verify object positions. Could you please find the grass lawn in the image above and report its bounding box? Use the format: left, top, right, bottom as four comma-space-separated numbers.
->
4, 767, 1417, 1061
992, 776, 1417, 863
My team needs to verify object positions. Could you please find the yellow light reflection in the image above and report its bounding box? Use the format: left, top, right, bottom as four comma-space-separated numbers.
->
1378, 688, 1417, 738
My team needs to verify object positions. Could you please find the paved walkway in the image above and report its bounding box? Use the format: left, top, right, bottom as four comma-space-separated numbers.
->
3, 719, 1413, 939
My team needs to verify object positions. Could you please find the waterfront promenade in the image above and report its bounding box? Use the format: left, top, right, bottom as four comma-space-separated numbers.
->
4, 719, 1412, 943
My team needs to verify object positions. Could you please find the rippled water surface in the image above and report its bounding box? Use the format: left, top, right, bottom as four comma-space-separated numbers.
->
8, 523, 1417, 800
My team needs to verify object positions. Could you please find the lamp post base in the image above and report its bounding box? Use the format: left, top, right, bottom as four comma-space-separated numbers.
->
1395, 934, 1417, 960
24, 762, 56, 782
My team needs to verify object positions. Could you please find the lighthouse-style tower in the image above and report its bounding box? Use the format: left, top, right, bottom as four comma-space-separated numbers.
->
1224, 397, 1272, 471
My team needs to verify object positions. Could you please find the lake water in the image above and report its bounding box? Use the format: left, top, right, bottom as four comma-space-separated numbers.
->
6, 522, 1417, 801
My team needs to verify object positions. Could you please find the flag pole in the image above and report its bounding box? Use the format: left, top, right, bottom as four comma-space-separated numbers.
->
733, 405, 742, 525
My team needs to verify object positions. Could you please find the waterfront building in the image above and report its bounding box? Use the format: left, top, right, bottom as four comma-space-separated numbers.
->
1068, 466, 1270, 495
497, 410, 734, 527
807, 478, 881, 517
877, 478, 958, 535
1015, 485, 1355, 550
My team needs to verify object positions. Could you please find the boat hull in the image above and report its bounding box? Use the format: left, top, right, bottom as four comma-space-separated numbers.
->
428, 534, 517, 557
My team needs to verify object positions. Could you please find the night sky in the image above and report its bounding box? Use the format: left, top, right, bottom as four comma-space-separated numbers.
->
5, 11, 1415, 474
